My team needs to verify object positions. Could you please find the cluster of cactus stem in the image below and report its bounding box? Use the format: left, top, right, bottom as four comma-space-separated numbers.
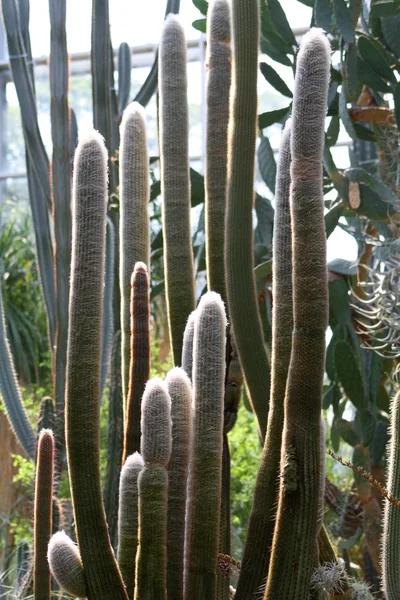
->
9, 0, 400, 599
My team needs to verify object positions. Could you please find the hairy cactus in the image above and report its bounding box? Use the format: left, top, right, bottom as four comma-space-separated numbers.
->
182, 310, 196, 381
65, 131, 127, 599
225, 0, 270, 439
205, 0, 231, 301
119, 102, 150, 416
166, 368, 192, 599
159, 14, 196, 366
184, 292, 226, 599
135, 378, 172, 600
123, 262, 150, 461
235, 120, 293, 599
48, 531, 87, 598
33, 429, 54, 600
264, 28, 330, 599
382, 389, 400, 599
117, 452, 144, 598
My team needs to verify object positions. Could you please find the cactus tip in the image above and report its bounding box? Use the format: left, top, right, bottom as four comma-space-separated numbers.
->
123, 452, 145, 470
299, 27, 331, 58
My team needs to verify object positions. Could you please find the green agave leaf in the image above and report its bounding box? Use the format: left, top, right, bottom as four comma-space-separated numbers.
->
260, 35, 293, 66
117, 42, 132, 116
326, 324, 346, 381
325, 202, 343, 238
371, 0, 400, 17
358, 36, 396, 82
258, 133, 277, 193
329, 277, 351, 326
334, 339, 366, 410
381, 14, 400, 58
326, 116, 340, 147
339, 86, 357, 140
335, 418, 360, 446
344, 167, 398, 204
333, 0, 355, 42
259, 105, 291, 129
316, 0, 333, 31
357, 56, 391, 92
260, 62, 293, 98
267, 0, 297, 46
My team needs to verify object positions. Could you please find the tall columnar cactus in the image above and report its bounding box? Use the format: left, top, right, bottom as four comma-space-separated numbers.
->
166, 367, 192, 600
123, 262, 150, 461
225, 0, 270, 439
263, 29, 330, 600
0, 280, 36, 459
235, 121, 293, 599
33, 429, 54, 600
382, 389, 400, 599
65, 131, 128, 600
184, 292, 226, 599
135, 378, 172, 600
159, 14, 196, 366
117, 452, 144, 598
48, 531, 87, 598
182, 310, 196, 381
205, 0, 231, 301
119, 102, 150, 416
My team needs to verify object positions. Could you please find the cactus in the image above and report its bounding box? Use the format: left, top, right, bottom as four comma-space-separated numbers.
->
117, 42, 132, 117
38, 397, 55, 434
33, 429, 54, 600
235, 120, 293, 599
117, 452, 144, 598
382, 390, 400, 598
184, 292, 226, 599
159, 14, 196, 366
103, 332, 124, 549
123, 262, 150, 461
135, 378, 172, 600
225, 0, 270, 439
166, 368, 192, 599
119, 102, 150, 415
182, 310, 196, 381
48, 531, 87, 598
0, 279, 36, 459
65, 131, 128, 600
263, 28, 330, 599
205, 0, 231, 302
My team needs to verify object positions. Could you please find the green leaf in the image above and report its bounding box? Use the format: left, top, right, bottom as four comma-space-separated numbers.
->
370, 419, 388, 463
190, 168, 205, 207
315, 0, 333, 32
328, 258, 358, 275
344, 167, 398, 204
323, 383, 342, 409
382, 14, 400, 58
353, 123, 376, 142
340, 527, 362, 550
358, 36, 396, 82
258, 133, 277, 193
333, 0, 355, 42
255, 194, 274, 250
329, 278, 351, 325
354, 409, 376, 446
260, 35, 293, 66
193, 0, 209, 15
267, 0, 297, 46
259, 106, 291, 129
339, 86, 357, 140
334, 340, 366, 409
323, 144, 349, 202
326, 324, 346, 381
298, 0, 314, 6
326, 116, 340, 147
357, 56, 391, 93
394, 81, 400, 128
260, 62, 293, 98
325, 202, 343, 238
330, 418, 341, 452
192, 18, 206, 32
335, 418, 360, 446
371, 0, 400, 17
346, 43, 359, 101
260, 2, 294, 55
